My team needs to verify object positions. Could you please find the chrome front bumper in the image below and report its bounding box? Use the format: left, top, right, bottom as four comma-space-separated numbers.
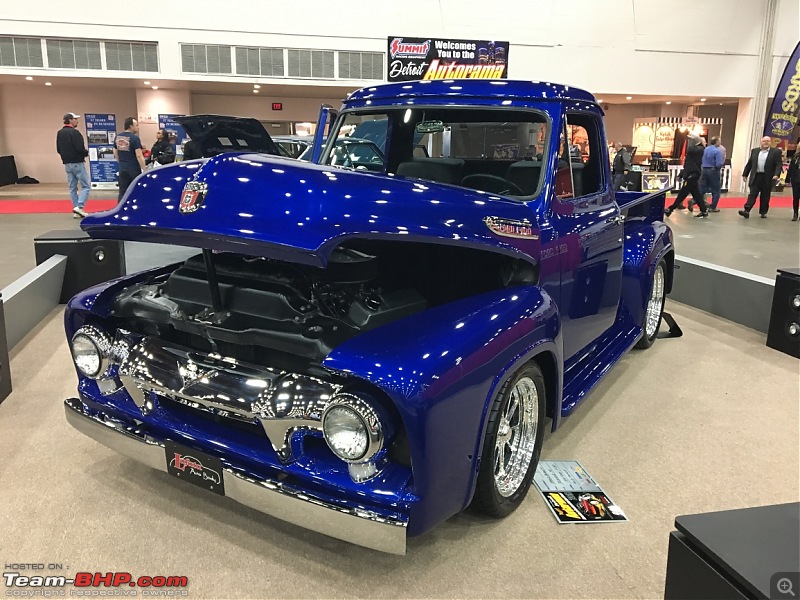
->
64, 398, 407, 555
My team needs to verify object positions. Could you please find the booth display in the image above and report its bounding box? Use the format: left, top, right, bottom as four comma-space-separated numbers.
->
61, 79, 674, 555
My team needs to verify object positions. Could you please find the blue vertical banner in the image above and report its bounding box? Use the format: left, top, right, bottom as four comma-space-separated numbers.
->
158, 114, 188, 158
84, 113, 118, 189
765, 42, 800, 141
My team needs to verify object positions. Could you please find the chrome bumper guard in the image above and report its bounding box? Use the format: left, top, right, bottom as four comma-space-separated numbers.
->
64, 397, 407, 555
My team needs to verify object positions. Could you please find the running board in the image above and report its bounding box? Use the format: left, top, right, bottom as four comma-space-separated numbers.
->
560, 322, 642, 416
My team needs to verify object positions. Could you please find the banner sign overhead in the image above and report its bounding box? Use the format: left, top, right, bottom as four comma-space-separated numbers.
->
84, 113, 118, 189
765, 41, 800, 141
387, 36, 509, 82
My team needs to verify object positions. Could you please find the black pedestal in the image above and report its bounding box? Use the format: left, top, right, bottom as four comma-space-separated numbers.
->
664, 503, 800, 599
766, 268, 800, 358
33, 230, 126, 303
0, 293, 11, 404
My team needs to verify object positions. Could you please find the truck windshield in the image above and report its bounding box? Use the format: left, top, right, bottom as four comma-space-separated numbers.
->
323, 108, 549, 198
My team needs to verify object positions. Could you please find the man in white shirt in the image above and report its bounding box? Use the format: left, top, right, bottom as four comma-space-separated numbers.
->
739, 136, 783, 218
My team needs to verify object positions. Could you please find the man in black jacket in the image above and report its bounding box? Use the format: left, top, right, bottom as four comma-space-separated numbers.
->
56, 112, 91, 218
664, 134, 709, 218
738, 136, 783, 218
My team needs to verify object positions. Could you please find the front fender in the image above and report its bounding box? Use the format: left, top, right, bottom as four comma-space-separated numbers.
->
323, 285, 561, 537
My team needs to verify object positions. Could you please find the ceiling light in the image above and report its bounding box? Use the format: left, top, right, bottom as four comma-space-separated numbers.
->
143, 81, 150, 85
25, 76, 33, 81
665, 101, 672, 105
253, 84, 261, 89
253, 89, 259, 93
597, 99, 604, 103
700, 98, 706, 102
45, 82, 52, 86
151, 86, 158, 90
626, 96, 632, 100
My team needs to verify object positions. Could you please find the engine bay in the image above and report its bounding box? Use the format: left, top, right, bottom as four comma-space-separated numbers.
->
111, 242, 537, 366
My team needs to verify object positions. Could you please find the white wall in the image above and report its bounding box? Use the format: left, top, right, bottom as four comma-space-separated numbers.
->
191, 93, 345, 123
1, 0, 797, 97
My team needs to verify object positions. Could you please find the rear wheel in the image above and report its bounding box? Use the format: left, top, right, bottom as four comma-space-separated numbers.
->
471, 363, 546, 517
636, 260, 666, 349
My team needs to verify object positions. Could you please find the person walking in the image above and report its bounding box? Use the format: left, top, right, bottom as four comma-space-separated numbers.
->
787, 148, 800, 222
146, 129, 176, 168
664, 134, 708, 218
738, 136, 783, 219
113, 117, 146, 201
701, 136, 725, 212
611, 142, 631, 191
56, 112, 91, 218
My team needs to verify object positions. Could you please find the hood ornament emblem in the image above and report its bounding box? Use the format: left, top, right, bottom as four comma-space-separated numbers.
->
179, 181, 208, 214
483, 216, 538, 240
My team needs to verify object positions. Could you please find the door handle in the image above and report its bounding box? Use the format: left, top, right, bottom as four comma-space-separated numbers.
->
605, 215, 625, 225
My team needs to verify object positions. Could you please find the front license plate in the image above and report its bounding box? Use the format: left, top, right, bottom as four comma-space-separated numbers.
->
165, 441, 225, 496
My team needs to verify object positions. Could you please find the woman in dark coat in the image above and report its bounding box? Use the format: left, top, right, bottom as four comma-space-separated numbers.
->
146, 129, 175, 167
787, 147, 800, 221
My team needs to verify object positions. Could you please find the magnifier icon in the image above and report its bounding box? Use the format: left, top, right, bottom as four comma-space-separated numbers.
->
778, 577, 796, 597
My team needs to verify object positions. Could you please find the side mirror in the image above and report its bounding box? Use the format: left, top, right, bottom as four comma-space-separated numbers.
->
311, 104, 339, 164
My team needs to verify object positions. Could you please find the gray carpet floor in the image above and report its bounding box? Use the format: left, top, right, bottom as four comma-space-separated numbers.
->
0, 301, 798, 599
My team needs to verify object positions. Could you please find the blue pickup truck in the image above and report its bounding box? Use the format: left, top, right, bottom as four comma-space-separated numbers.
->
63, 80, 673, 555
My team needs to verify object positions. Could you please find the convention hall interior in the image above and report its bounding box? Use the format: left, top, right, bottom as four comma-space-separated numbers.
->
0, 1, 798, 598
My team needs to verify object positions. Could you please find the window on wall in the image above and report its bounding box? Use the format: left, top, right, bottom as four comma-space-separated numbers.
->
46, 39, 102, 70
0, 37, 44, 67
106, 42, 158, 72
235, 47, 284, 77
338, 52, 384, 80
181, 44, 232, 74
287, 49, 334, 79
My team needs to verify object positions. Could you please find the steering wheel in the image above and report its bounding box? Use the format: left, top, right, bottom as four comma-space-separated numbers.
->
460, 174, 524, 196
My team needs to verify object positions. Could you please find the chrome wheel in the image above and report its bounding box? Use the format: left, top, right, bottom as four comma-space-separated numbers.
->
644, 263, 665, 339
494, 376, 539, 498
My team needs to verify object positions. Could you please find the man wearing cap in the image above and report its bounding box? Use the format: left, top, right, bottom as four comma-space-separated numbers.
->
56, 112, 90, 218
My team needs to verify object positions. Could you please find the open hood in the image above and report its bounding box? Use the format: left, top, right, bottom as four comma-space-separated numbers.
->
80, 155, 541, 268
175, 114, 281, 157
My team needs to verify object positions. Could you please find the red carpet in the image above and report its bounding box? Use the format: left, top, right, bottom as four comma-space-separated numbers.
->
0, 199, 118, 214
0, 195, 793, 214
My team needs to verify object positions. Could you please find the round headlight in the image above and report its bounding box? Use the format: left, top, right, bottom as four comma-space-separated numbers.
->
72, 333, 102, 377
71, 326, 112, 379
322, 394, 384, 463
323, 406, 369, 461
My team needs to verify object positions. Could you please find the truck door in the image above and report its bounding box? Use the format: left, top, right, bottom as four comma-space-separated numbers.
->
553, 111, 624, 360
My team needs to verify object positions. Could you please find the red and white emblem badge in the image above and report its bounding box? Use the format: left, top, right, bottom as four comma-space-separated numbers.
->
483, 216, 538, 239
179, 181, 208, 214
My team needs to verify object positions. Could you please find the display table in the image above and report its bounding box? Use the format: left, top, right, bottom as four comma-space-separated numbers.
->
664, 503, 800, 599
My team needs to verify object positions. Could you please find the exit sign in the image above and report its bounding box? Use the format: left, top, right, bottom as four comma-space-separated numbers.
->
272, 102, 283, 111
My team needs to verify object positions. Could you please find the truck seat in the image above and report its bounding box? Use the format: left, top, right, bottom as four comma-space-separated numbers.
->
396, 158, 465, 186
505, 160, 542, 196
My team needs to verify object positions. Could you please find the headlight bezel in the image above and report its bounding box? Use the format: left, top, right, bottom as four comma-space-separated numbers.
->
71, 326, 112, 379
321, 393, 384, 464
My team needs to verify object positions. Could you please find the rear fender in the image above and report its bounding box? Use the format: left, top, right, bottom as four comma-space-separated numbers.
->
621, 219, 673, 328
323, 285, 562, 536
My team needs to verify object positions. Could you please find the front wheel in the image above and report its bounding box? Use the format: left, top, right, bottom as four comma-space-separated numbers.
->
471, 363, 546, 518
636, 260, 666, 349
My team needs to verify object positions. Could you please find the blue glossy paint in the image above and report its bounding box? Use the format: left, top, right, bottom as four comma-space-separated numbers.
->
66, 79, 674, 545
81, 154, 542, 268
324, 285, 561, 535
